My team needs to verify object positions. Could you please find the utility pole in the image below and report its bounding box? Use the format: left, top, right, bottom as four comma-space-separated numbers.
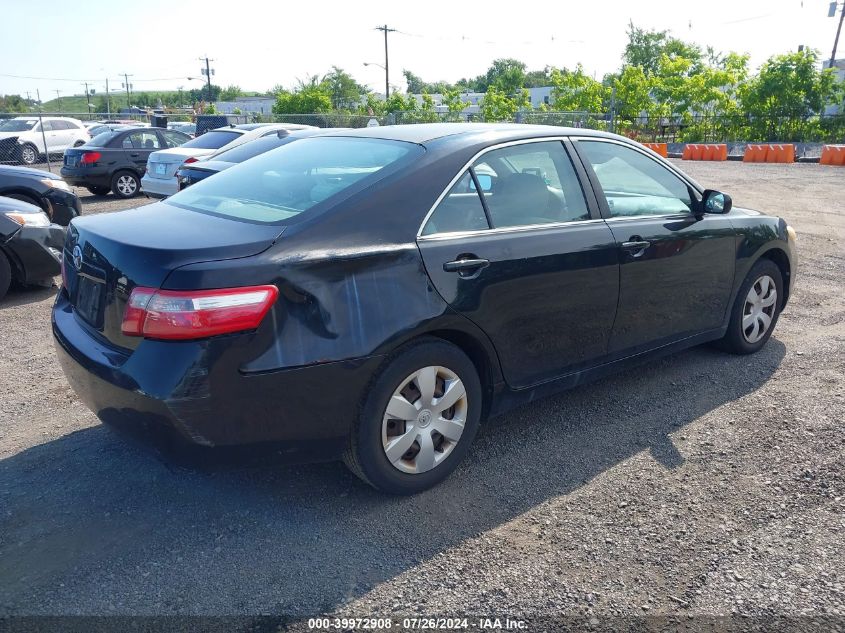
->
105, 77, 111, 118
830, 1, 845, 69
199, 57, 215, 103
177, 86, 184, 108
375, 25, 396, 100
81, 82, 91, 114
54, 90, 62, 111
122, 73, 133, 108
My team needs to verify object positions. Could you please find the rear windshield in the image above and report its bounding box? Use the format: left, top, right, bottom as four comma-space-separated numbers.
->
180, 129, 241, 150
88, 131, 121, 147
167, 137, 422, 224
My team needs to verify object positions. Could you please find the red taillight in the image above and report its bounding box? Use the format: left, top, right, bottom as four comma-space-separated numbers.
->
121, 285, 278, 340
183, 156, 198, 164
79, 151, 101, 165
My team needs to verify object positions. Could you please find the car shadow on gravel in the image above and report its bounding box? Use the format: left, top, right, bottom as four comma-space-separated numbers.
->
0, 339, 786, 615
0, 284, 56, 308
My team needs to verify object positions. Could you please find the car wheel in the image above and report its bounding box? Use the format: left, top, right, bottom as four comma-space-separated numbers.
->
111, 171, 140, 198
0, 252, 11, 301
19, 144, 38, 165
718, 259, 783, 355
344, 338, 482, 494
86, 186, 110, 196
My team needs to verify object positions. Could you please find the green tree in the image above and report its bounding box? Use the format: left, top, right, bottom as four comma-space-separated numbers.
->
741, 49, 840, 117
479, 86, 527, 122
220, 85, 243, 101
321, 67, 365, 110
272, 83, 332, 114
549, 64, 609, 112
403, 70, 426, 94
442, 88, 470, 121
485, 58, 527, 94
524, 67, 553, 88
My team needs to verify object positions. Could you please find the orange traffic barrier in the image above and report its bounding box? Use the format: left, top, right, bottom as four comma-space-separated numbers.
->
642, 142, 668, 157
820, 145, 845, 166
682, 143, 727, 161
743, 143, 795, 163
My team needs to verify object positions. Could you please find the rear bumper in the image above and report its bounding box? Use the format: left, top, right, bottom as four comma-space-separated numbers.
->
60, 167, 112, 190
52, 290, 383, 454
140, 174, 178, 198
2, 224, 64, 284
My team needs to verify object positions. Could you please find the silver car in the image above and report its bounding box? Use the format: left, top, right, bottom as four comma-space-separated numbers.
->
140, 123, 315, 198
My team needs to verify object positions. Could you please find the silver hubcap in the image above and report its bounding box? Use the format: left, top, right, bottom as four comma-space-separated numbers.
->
742, 275, 777, 343
381, 365, 468, 474
22, 147, 35, 163
117, 175, 137, 196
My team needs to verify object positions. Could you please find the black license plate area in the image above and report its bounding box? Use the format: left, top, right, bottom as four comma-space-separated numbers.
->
65, 155, 77, 167
74, 275, 105, 328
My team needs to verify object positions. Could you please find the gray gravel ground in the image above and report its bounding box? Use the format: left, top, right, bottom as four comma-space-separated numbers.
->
0, 162, 843, 627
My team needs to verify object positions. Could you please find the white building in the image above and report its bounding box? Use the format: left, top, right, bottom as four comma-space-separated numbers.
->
214, 96, 276, 115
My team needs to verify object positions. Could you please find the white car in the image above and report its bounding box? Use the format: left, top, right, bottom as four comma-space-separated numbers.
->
0, 117, 89, 165
141, 123, 315, 198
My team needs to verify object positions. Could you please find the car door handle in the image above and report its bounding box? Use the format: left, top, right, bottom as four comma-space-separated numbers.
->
130, 153, 140, 157
443, 258, 489, 274
621, 240, 651, 250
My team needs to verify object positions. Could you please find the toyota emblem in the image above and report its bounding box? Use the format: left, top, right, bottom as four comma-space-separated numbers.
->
72, 245, 83, 270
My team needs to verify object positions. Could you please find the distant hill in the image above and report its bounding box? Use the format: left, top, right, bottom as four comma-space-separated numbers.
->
37, 90, 269, 114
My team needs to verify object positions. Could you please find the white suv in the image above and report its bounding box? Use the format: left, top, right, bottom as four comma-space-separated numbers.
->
0, 117, 89, 165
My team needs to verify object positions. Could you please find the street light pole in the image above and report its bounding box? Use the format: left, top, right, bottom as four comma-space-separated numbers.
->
830, 1, 845, 68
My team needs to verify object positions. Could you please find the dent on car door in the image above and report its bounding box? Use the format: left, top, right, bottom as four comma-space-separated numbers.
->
574, 139, 736, 356
417, 139, 620, 389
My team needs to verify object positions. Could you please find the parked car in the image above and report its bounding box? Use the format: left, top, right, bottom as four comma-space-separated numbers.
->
53, 124, 796, 494
0, 164, 81, 225
0, 117, 89, 165
175, 128, 330, 189
0, 196, 64, 301
167, 122, 196, 136
61, 127, 192, 198
140, 123, 315, 198
85, 123, 133, 138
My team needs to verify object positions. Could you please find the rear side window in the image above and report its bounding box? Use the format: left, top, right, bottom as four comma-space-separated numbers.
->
166, 137, 423, 224
180, 130, 241, 149
122, 131, 161, 149
422, 171, 490, 235
89, 131, 121, 147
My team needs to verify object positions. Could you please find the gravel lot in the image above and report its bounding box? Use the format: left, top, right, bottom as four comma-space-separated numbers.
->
0, 162, 843, 627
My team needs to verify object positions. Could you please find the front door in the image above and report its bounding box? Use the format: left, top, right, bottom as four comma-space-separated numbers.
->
417, 140, 620, 389
574, 138, 736, 356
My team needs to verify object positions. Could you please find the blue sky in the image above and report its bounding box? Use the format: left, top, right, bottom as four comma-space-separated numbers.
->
0, 0, 840, 100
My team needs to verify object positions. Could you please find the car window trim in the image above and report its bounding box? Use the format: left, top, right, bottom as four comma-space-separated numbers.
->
569, 137, 704, 221
416, 136, 600, 239
417, 217, 608, 242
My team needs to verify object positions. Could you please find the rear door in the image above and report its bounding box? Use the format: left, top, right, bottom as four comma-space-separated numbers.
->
122, 130, 162, 173
573, 138, 736, 356
417, 139, 620, 389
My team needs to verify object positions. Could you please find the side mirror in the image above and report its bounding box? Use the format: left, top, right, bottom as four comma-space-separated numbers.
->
702, 189, 732, 215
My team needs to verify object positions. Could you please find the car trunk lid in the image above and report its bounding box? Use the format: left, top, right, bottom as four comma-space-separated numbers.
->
146, 148, 214, 179
63, 200, 284, 350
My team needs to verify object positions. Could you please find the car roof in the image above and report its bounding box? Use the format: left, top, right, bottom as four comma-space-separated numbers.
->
318, 123, 620, 146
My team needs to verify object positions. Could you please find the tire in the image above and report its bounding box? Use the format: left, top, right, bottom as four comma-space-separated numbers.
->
344, 337, 483, 494
111, 171, 140, 199
0, 252, 11, 302
86, 186, 110, 196
19, 143, 38, 165
717, 259, 783, 355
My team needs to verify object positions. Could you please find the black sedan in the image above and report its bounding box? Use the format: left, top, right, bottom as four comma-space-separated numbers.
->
52, 124, 796, 494
0, 196, 64, 301
0, 164, 81, 226
175, 128, 328, 190
61, 127, 191, 198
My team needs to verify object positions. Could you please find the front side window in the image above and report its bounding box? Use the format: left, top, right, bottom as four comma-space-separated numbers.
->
474, 141, 589, 228
422, 171, 490, 236
167, 136, 422, 224
578, 141, 695, 217
161, 130, 189, 147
